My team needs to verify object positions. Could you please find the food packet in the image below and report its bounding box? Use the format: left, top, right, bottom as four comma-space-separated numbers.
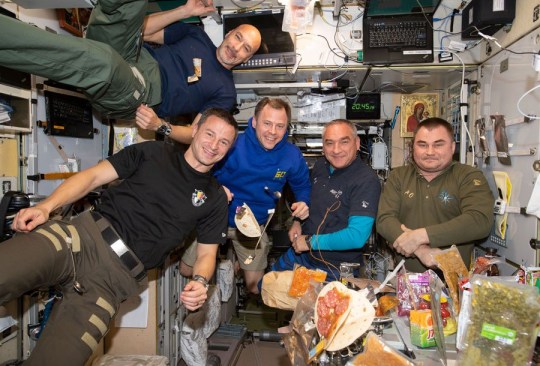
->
433, 245, 468, 316
410, 309, 437, 348
288, 264, 327, 297
283, 280, 324, 365
471, 255, 504, 275
396, 270, 435, 317
417, 294, 457, 336
345, 331, 416, 366
458, 275, 540, 366
375, 294, 399, 317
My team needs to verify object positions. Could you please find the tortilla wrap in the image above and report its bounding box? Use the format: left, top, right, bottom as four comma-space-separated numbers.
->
234, 203, 261, 237
314, 281, 352, 347
326, 288, 375, 351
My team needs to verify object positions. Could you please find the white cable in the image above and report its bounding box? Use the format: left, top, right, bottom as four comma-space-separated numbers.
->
435, 48, 475, 165
478, 31, 503, 49
516, 84, 540, 120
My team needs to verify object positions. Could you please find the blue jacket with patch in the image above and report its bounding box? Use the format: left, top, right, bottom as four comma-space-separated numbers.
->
214, 117, 311, 227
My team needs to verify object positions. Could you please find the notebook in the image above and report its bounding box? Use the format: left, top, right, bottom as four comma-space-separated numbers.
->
362, 0, 441, 65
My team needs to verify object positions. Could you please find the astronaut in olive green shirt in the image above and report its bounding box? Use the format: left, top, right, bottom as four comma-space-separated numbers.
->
376, 118, 494, 272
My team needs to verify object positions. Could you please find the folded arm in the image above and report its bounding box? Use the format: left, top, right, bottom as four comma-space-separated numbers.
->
310, 216, 375, 251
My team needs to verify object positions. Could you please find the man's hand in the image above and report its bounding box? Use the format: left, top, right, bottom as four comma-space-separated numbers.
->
414, 245, 442, 268
184, 0, 215, 17
180, 280, 208, 311
12, 206, 49, 233
392, 224, 429, 257
222, 185, 234, 202
290, 201, 309, 221
292, 235, 310, 253
288, 220, 302, 243
135, 104, 161, 132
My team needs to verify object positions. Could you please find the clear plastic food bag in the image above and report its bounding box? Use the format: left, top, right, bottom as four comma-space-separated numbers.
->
458, 275, 540, 366
282, 0, 316, 34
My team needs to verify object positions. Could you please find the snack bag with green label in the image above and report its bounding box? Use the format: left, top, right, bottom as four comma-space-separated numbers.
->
458, 275, 540, 366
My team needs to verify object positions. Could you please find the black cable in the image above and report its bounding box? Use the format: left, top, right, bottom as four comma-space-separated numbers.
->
450, 8, 459, 32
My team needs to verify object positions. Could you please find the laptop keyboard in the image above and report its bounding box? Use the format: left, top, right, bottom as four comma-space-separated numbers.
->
368, 20, 428, 48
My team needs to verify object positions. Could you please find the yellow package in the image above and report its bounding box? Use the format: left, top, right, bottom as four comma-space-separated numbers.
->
410, 309, 436, 348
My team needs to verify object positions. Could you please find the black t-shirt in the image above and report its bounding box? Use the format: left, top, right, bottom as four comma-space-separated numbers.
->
97, 141, 228, 269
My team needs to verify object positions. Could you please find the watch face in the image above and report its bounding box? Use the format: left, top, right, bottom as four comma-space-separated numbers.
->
157, 124, 171, 136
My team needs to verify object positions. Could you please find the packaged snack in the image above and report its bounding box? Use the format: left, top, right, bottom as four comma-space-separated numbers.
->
288, 265, 327, 297
375, 294, 399, 317
524, 266, 540, 293
458, 275, 540, 365
417, 294, 457, 336
434, 245, 468, 315
396, 270, 434, 317
410, 309, 437, 348
346, 331, 416, 366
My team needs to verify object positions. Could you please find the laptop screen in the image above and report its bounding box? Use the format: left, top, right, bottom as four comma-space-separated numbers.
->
366, 0, 441, 17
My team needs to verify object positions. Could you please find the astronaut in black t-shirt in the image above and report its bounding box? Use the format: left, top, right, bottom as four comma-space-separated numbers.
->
0, 108, 237, 365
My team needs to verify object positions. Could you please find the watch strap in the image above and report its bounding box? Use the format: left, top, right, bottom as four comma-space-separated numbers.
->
193, 274, 209, 288
305, 235, 312, 248
156, 121, 172, 136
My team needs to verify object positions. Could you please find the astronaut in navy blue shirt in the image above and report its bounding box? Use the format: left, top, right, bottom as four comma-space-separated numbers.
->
269, 119, 381, 281
134, 0, 262, 142
0, 0, 261, 143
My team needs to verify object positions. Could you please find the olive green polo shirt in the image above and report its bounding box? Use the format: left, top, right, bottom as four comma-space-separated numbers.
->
376, 162, 495, 272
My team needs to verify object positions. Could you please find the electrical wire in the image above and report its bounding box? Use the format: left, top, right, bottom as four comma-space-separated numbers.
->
516, 84, 540, 120
229, 0, 266, 10
436, 47, 475, 165
309, 201, 342, 277
477, 28, 539, 55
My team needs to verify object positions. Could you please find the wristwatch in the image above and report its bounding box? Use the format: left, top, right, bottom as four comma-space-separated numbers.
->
305, 235, 312, 248
156, 120, 172, 136
192, 274, 209, 289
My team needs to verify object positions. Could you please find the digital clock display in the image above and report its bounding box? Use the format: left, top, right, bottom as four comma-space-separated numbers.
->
346, 93, 381, 120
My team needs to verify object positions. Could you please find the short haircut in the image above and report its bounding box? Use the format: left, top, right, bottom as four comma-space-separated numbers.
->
322, 119, 358, 138
254, 97, 292, 124
198, 108, 239, 141
413, 117, 454, 142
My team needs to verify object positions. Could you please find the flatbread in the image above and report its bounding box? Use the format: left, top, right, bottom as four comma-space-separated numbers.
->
327, 288, 375, 351
314, 281, 352, 347
234, 203, 261, 238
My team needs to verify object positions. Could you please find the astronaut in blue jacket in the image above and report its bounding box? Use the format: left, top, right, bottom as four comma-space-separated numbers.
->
181, 97, 311, 294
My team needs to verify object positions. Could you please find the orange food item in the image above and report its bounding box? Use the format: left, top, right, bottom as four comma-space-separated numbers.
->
375, 295, 399, 317
434, 246, 468, 315
288, 266, 327, 297
351, 332, 415, 366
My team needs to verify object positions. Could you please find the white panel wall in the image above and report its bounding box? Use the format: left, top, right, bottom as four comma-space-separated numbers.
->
2, 4, 107, 196
475, 26, 540, 268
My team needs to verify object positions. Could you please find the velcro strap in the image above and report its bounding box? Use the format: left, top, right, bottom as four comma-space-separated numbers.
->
89, 314, 107, 336
36, 228, 62, 251
66, 224, 81, 252
81, 332, 98, 352
96, 297, 115, 318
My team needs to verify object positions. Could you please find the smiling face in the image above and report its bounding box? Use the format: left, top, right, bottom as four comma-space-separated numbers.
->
186, 115, 237, 172
216, 24, 261, 69
322, 121, 360, 170
252, 104, 289, 150
413, 124, 455, 180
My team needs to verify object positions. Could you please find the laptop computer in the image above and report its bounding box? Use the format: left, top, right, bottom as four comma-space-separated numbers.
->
362, 0, 441, 65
